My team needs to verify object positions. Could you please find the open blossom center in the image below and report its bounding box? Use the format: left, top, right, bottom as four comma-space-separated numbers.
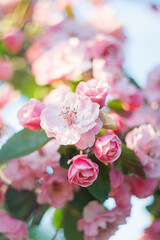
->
59, 106, 78, 126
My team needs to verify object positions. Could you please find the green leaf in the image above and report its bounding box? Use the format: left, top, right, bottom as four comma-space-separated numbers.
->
0, 234, 7, 240
0, 129, 51, 163
59, 145, 79, 169
87, 155, 110, 200
64, 209, 83, 240
5, 188, 37, 220
129, 77, 141, 89
115, 144, 145, 178
53, 208, 64, 228
108, 99, 124, 111
147, 190, 160, 218
69, 188, 95, 213
31, 204, 49, 227
10, 66, 51, 100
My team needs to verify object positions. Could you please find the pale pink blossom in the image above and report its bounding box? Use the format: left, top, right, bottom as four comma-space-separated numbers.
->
93, 133, 122, 164
0, 60, 13, 81
111, 78, 144, 111
37, 174, 74, 209
17, 98, 45, 130
0, 83, 19, 108
78, 201, 128, 240
125, 124, 160, 178
109, 113, 123, 133
138, 220, 160, 240
55, 0, 76, 10
0, 210, 30, 240
89, 4, 125, 42
41, 92, 102, 149
0, 0, 20, 14
91, 0, 105, 5
32, 40, 91, 85
76, 79, 109, 108
144, 65, 160, 104
4, 139, 60, 190
109, 168, 124, 196
123, 105, 160, 131
4, 159, 37, 190
93, 58, 123, 84
32, 0, 63, 27
21, 139, 60, 175
43, 85, 71, 104
68, 154, 99, 187
3, 29, 25, 53
114, 181, 132, 210
131, 176, 158, 199
88, 34, 124, 67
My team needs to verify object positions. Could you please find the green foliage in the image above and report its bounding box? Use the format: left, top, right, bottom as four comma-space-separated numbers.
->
10, 68, 51, 100
0, 234, 7, 240
53, 208, 64, 228
5, 188, 49, 227
59, 145, 79, 169
87, 155, 110, 200
0, 129, 51, 163
63, 209, 83, 240
5, 188, 37, 220
107, 99, 124, 111
147, 189, 160, 218
115, 144, 145, 178
31, 204, 49, 227
69, 188, 95, 213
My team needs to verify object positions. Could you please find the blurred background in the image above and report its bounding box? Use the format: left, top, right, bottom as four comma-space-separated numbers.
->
1, 0, 160, 239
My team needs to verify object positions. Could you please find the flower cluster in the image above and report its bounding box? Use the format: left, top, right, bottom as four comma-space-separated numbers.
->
0, 0, 159, 240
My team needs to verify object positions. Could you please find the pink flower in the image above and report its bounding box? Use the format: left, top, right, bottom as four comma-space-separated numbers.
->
55, 0, 76, 10
131, 176, 158, 199
21, 139, 60, 176
68, 154, 99, 187
125, 124, 160, 178
3, 29, 25, 53
93, 133, 122, 164
43, 85, 71, 104
4, 159, 37, 190
109, 168, 124, 194
0, 60, 13, 81
78, 201, 127, 240
93, 59, 123, 85
0, 210, 30, 240
17, 98, 45, 131
76, 79, 109, 108
138, 220, 160, 240
88, 34, 124, 67
88, 4, 125, 42
41, 92, 102, 149
111, 78, 144, 111
109, 113, 123, 133
31, 40, 91, 85
0, 83, 19, 108
144, 65, 160, 104
0, 0, 20, 14
4, 139, 60, 190
37, 174, 74, 209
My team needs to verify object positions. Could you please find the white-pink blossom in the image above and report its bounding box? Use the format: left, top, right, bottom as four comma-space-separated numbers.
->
41, 92, 102, 149
125, 124, 160, 178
